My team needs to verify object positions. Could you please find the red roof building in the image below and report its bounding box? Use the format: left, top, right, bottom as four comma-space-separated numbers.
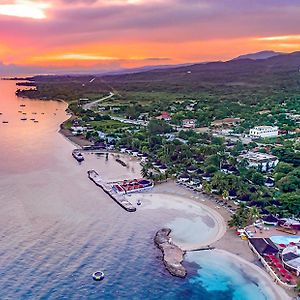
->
156, 111, 171, 121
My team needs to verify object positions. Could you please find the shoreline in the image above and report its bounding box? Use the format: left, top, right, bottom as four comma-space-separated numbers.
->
131, 189, 227, 252
216, 249, 292, 300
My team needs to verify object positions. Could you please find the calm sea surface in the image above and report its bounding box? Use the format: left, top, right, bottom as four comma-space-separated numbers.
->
0, 80, 275, 300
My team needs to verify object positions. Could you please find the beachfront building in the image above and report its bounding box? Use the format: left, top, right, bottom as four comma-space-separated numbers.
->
248, 238, 279, 257
279, 219, 300, 231
120, 146, 127, 153
177, 174, 190, 182
112, 179, 154, 195
71, 126, 86, 135
237, 151, 279, 172
249, 126, 279, 138
221, 164, 238, 174
158, 164, 168, 174
182, 119, 196, 129
282, 246, 300, 276
262, 215, 279, 226
248, 238, 297, 287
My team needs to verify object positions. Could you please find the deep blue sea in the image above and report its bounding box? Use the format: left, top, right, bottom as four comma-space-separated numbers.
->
0, 80, 281, 299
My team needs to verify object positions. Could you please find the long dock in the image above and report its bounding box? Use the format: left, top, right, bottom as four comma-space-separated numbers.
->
87, 170, 136, 212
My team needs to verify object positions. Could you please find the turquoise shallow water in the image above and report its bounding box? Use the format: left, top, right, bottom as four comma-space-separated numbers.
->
270, 235, 300, 245
0, 80, 276, 299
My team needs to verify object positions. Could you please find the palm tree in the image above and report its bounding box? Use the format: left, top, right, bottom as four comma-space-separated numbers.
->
222, 190, 229, 201
141, 166, 149, 178
248, 206, 261, 224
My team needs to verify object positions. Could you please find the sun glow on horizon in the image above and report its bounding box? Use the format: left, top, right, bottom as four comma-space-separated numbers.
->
0, 0, 50, 19
256, 35, 300, 41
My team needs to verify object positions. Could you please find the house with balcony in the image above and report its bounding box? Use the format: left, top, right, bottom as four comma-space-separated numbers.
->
238, 151, 279, 172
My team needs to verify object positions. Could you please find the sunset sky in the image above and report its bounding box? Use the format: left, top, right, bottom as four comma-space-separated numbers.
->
1, 0, 300, 75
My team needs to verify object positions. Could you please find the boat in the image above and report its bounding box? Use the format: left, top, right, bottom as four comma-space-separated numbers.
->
32, 112, 37, 115
20, 118, 27, 121
30, 118, 35, 121
116, 158, 127, 167
2, 121, 8, 123
137, 200, 142, 206
41, 113, 45, 115
20, 104, 26, 107
72, 150, 84, 162
18, 111, 22, 113
34, 120, 39, 123
92, 271, 104, 281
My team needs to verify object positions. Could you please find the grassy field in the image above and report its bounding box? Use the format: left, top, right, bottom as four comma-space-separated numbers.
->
90, 119, 133, 131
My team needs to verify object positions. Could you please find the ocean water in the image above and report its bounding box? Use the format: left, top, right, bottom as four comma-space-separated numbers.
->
0, 80, 278, 300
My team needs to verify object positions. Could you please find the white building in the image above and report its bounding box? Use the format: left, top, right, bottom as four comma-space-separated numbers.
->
182, 119, 196, 129
238, 151, 279, 171
249, 126, 279, 138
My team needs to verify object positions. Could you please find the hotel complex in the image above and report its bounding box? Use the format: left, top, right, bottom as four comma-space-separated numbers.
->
249, 126, 279, 138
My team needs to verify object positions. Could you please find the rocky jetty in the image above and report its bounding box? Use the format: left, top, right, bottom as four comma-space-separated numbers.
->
154, 228, 187, 278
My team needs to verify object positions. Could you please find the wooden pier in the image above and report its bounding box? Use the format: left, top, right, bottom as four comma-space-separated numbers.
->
87, 170, 136, 212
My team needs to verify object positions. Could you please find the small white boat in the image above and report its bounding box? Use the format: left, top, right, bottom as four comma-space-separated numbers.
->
72, 150, 84, 162
137, 200, 142, 206
92, 271, 104, 281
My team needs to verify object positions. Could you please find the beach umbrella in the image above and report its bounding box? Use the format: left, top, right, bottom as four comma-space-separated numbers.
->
278, 244, 286, 248
289, 242, 296, 246
279, 268, 287, 274
285, 274, 293, 281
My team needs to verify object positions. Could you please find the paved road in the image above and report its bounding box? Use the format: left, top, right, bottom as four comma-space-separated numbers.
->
83, 92, 114, 110
110, 115, 148, 127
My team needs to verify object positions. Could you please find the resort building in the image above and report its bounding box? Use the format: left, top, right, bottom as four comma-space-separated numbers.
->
112, 179, 154, 195
156, 112, 171, 121
237, 151, 279, 171
249, 126, 279, 138
262, 215, 279, 226
248, 238, 297, 287
282, 246, 300, 275
220, 164, 238, 174
248, 238, 279, 257
182, 119, 196, 129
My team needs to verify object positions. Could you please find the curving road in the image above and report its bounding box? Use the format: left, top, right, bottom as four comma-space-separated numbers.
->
83, 92, 114, 111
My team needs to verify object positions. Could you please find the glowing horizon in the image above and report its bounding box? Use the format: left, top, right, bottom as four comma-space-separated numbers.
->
0, 0, 300, 75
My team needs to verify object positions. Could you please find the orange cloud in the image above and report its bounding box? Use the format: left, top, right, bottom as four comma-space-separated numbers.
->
0, 0, 300, 75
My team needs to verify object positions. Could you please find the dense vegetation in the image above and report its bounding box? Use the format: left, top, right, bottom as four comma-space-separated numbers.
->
15, 51, 300, 221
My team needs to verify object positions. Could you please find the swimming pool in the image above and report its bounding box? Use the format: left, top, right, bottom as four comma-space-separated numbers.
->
270, 235, 300, 245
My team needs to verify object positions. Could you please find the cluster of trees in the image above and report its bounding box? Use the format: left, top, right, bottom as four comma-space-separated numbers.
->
228, 204, 260, 229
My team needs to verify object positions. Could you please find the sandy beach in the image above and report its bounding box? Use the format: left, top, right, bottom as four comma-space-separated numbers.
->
128, 190, 226, 251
